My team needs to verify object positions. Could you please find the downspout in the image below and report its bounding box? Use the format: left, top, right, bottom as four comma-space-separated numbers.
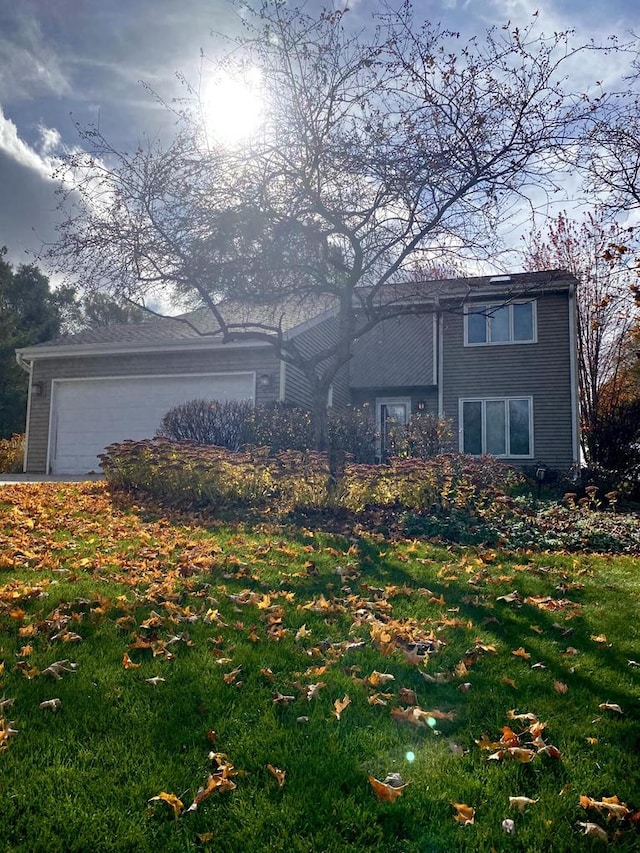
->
567, 280, 580, 468
436, 300, 444, 419
15, 351, 32, 473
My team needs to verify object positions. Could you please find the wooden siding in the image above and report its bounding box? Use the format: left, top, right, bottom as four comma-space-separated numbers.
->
25, 346, 280, 472
350, 315, 435, 388
441, 292, 576, 470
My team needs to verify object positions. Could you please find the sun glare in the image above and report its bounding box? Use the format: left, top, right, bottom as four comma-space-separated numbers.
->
202, 67, 264, 145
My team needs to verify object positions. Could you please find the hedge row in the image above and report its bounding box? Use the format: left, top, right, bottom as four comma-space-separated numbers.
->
99, 437, 522, 514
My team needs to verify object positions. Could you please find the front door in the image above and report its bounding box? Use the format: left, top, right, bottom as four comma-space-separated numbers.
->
377, 398, 411, 460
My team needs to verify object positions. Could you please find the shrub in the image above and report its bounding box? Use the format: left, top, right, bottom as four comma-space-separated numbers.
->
158, 399, 377, 462
157, 399, 254, 449
340, 453, 523, 512
100, 438, 275, 508
247, 402, 315, 454
327, 406, 377, 463
385, 412, 453, 459
0, 434, 25, 473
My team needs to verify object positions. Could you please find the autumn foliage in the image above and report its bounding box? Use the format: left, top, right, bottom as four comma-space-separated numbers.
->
99, 438, 522, 515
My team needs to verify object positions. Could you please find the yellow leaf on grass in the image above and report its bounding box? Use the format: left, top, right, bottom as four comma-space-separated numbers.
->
452, 802, 475, 825
332, 695, 351, 720
122, 653, 140, 669
511, 647, 531, 660
366, 671, 395, 687
267, 764, 286, 788
149, 791, 183, 819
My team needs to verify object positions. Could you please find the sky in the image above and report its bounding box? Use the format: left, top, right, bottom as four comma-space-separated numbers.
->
1, 0, 639, 278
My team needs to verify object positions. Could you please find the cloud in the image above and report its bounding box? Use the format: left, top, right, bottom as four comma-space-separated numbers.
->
0, 107, 63, 264
0, 9, 70, 103
0, 107, 61, 177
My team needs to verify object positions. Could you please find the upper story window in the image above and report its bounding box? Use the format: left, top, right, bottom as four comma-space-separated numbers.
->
465, 300, 536, 346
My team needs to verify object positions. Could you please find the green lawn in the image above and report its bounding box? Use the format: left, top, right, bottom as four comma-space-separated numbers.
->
0, 482, 639, 851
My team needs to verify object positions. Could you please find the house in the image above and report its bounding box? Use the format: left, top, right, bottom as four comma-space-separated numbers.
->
15, 269, 579, 476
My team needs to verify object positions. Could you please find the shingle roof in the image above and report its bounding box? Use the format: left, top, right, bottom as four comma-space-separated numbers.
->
20, 269, 575, 353
23, 295, 337, 350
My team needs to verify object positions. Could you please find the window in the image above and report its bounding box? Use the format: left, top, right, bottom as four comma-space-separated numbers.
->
465, 301, 536, 345
460, 397, 533, 457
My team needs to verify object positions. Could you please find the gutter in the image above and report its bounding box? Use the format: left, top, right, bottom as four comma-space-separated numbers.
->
15, 336, 272, 361
568, 280, 580, 466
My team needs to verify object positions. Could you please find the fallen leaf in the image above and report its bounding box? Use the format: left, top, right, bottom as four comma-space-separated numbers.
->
399, 687, 417, 705
506, 710, 538, 722
452, 802, 475, 825
122, 653, 140, 669
366, 671, 395, 687
332, 695, 351, 720
267, 764, 286, 788
576, 821, 608, 841
39, 698, 61, 712
502, 818, 515, 834
598, 702, 623, 714
223, 666, 242, 684
509, 796, 539, 812
41, 659, 79, 680
272, 692, 296, 705
304, 682, 326, 701
554, 681, 569, 694
511, 647, 531, 660
144, 676, 166, 687
369, 774, 408, 803
148, 791, 183, 820
579, 794, 630, 819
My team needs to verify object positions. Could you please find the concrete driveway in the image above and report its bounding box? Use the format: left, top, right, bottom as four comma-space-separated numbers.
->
0, 474, 105, 485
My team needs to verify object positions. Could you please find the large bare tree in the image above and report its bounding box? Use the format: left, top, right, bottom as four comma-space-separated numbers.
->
45, 2, 606, 447
522, 210, 638, 464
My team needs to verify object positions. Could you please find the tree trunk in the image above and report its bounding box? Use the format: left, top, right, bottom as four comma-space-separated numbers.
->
311, 388, 329, 452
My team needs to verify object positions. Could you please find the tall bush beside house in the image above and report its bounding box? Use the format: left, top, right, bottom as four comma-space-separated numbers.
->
327, 406, 377, 464
0, 434, 24, 473
157, 399, 254, 449
248, 402, 315, 454
158, 399, 378, 463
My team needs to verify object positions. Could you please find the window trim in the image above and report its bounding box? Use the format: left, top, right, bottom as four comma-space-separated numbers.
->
464, 300, 537, 346
458, 396, 534, 459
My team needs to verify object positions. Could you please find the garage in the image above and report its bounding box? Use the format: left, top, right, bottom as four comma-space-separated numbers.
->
48, 372, 256, 475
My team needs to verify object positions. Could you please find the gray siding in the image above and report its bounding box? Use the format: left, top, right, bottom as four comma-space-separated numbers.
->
25, 346, 280, 472
350, 314, 435, 388
351, 387, 438, 416
283, 314, 350, 409
441, 292, 576, 470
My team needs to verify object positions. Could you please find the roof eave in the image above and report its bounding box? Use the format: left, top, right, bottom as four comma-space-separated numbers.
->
16, 336, 272, 361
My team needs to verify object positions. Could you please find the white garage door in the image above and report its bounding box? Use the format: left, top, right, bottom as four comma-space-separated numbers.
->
49, 373, 255, 475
